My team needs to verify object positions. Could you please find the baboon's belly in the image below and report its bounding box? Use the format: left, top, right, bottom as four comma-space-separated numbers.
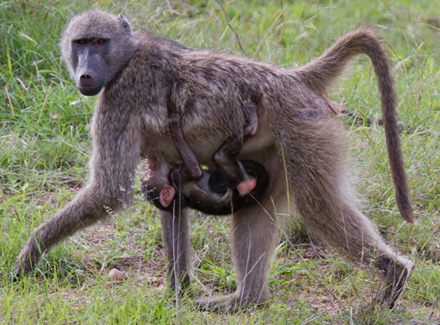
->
140, 125, 274, 168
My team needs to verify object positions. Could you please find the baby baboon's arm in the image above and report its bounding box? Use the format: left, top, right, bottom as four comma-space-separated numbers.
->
169, 113, 203, 179
213, 99, 258, 194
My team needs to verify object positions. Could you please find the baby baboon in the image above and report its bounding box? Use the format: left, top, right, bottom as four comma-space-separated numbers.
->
14, 10, 413, 312
143, 159, 268, 215
169, 96, 260, 195
147, 96, 261, 210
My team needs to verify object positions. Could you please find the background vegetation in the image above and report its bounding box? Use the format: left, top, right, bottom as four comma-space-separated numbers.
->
1, 0, 440, 323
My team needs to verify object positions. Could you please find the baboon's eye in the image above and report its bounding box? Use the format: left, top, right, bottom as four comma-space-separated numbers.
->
96, 39, 106, 44
75, 39, 86, 45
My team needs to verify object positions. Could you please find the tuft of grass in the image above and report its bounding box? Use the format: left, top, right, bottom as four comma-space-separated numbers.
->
2, 0, 440, 323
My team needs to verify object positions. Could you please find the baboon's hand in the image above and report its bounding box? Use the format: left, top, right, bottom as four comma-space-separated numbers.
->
12, 234, 43, 281
195, 293, 264, 313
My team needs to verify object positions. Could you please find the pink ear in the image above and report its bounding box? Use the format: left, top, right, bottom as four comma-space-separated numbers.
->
160, 184, 175, 208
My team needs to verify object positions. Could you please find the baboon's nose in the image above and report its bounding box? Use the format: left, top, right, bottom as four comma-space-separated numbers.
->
79, 73, 95, 88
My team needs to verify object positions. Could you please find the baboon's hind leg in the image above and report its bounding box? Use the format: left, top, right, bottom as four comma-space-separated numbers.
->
197, 148, 287, 312
159, 202, 191, 295
196, 197, 285, 312
279, 118, 412, 307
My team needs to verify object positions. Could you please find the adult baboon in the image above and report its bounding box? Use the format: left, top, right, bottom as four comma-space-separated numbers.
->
14, 10, 413, 312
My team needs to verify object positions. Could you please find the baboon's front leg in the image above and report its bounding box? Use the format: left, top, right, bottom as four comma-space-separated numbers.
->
14, 110, 142, 279
14, 187, 111, 277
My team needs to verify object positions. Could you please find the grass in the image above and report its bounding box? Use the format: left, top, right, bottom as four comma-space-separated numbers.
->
1, 0, 440, 323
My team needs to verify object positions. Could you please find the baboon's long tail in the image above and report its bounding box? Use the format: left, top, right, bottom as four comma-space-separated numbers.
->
297, 27, 414, 223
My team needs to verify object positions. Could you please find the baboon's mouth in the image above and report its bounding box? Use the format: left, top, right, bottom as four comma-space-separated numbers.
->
78, 86, 102, 96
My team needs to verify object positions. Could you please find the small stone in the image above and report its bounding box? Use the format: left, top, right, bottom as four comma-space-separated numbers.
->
108, 269, 125, 282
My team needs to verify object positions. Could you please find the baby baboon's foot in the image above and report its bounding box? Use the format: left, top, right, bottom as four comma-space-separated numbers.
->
376, 258, 410, 308
236, 177, 257, 196
195, 293, 263, 313
242, 100, 258, 136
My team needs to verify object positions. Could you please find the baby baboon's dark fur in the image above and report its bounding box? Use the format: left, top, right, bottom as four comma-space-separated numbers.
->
14, 10, 413, 312
143, 160, 269, 215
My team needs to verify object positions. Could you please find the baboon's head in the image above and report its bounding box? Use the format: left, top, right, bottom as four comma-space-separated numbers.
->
61, 10, 139, 96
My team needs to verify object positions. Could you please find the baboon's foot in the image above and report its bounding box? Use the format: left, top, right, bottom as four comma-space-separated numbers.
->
166, 270, 191, 297
376, 259, 410, 308
195, 293, 263, 313
176, 273, 191, 294
237, 177, 257, 196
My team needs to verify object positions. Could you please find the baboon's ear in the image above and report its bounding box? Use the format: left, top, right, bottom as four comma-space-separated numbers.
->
160, 184, 175, 208
118, 14, 132, 35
